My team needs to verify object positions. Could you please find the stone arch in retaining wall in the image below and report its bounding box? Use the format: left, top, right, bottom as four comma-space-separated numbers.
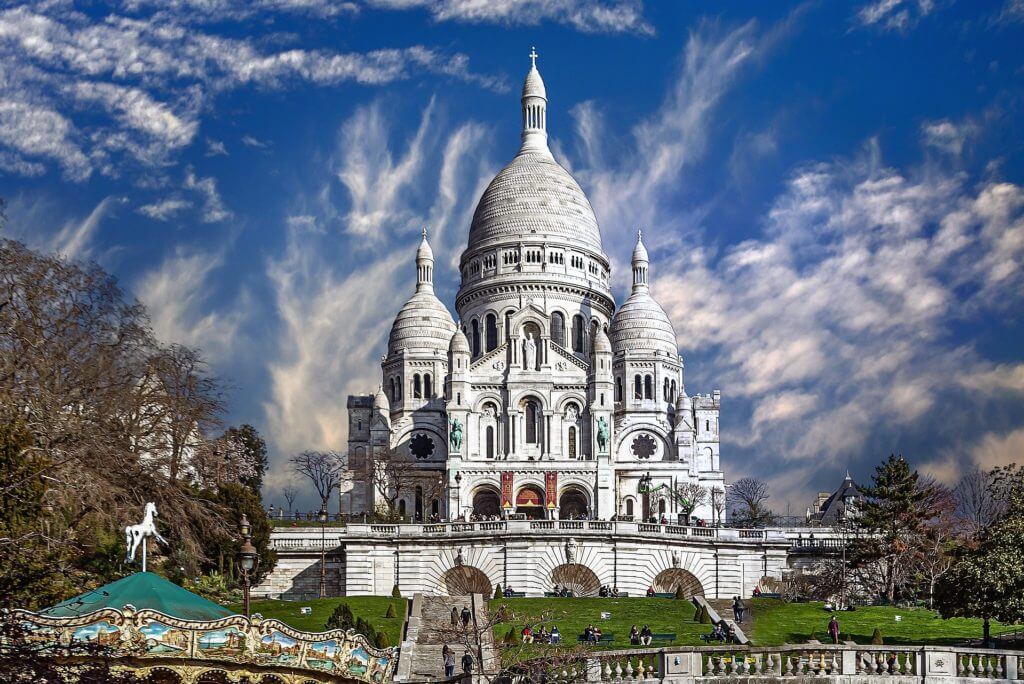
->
550, 563, 601, 597
442, 565, 493, 596
652, 568, 704, 597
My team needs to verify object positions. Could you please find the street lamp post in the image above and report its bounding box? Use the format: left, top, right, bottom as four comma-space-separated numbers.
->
318, 504, 328, 599
454, 471, 462, 521
711, 489, 720, 528
237, 514, 258, 618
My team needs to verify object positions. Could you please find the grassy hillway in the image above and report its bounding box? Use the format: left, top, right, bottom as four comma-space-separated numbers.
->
229, 596, 407, 645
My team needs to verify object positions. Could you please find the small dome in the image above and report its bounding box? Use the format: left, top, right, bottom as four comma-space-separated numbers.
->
675, 390, 691, 411
632, 230, 649, 263
609, 291, 678, 357
373, 384, 390, 411
593, 326, 611, 354
416, 229, 434, 262
522, 66, 546, 100
388, 291, 457, 356
449, 327, 470, 355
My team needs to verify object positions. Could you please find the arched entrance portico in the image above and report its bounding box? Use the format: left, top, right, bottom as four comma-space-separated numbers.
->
442, 565, 493, 596
550, 563, 600, 597
472, 487, 501, 518
515, 485, 546, 519
652, 568, 704, 598
558, 488, 589, 519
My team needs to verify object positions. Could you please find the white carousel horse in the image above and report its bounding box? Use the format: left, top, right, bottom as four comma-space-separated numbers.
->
125, 502, 168, 564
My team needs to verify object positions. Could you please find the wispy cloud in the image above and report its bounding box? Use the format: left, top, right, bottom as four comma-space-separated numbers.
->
138, 197, 192, 221
261, 101, 493, 496
184, 169, 232, 223
0, 5, 502, 180
854, 0, 935, 33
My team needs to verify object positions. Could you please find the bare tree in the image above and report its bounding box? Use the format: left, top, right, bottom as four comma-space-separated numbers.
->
954, 467, 1004, 535
371, 448, 445, 520
283, 483, 298, 516
727, 477, 775, 527
674, 482, 708, 522
290, 450, 346, 513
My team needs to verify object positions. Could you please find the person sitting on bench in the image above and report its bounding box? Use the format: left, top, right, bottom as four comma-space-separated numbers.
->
646, 586, 655, 597
629, 625, 640, 645
639, 625, 652, 646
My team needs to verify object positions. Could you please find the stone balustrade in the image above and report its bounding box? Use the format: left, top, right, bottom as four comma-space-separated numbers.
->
267, 521, 792, 551
511, 645, 1023, 682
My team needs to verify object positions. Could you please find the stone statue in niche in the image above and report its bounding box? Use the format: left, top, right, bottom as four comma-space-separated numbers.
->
455, 547, 464, 566
449, 417, 463, 451
523, 333, 537, 371
596, 416, 609, 453
672, 550, 680, 568
565, 538, 577, 564
565, 404, 579, 423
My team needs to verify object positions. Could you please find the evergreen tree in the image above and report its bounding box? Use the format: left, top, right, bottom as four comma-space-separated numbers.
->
326, 603, 355, 631
850, 454, 942, 603
936, 465, 1024, 645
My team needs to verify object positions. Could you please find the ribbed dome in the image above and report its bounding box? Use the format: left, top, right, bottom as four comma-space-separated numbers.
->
610, 291, 678, 357
593, 325, 611, 354
522, 67, 546, 99
449, 327, 470, 355
373, 384, 390, 412
388, 291, 456, 356
467, 151, 604, 254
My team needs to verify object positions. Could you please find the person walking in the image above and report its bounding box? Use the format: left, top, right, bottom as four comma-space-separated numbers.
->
828, 615, 841, 645
450, 606, 458, 627
732, 596, 746, 624
461, 606, 472, 628
461, 650, 474, 675
443, 645, 455, 678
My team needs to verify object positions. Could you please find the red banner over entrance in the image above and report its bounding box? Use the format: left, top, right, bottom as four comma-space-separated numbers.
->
501, 471, 514, 509
545, 471, 557, 509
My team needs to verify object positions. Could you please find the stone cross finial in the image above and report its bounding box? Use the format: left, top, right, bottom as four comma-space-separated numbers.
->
529, 47, 538, 69
422, 227, 428, 239
637, 228, 643, 241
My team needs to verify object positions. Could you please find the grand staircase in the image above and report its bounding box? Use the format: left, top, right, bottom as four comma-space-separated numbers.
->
397, 593, 497, 682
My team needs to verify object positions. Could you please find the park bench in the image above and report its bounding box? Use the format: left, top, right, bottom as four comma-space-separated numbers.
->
503, 592, 526, 598
649, 592, 674, 599
543, 592, 575, 598
756, 592, 782, 599
578, 634, 614, 644
651, 633, 675, 643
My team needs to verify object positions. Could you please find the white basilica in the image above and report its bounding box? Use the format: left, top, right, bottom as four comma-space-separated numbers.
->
344, 54, 726, 524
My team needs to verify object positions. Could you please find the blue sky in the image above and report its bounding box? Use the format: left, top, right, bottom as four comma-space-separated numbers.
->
3, 0, 1024, 514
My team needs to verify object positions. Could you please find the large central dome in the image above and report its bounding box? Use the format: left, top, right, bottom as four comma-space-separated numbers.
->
467, 150, 603, 254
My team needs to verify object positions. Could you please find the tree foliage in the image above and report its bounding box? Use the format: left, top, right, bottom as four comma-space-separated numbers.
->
0, 237, 274, 607
936, 465, 1024, 644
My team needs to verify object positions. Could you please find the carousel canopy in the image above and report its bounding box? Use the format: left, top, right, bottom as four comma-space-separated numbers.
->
40, 571, 234, 622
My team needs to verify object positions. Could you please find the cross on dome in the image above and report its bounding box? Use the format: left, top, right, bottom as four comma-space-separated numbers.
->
529, 46, 538, 69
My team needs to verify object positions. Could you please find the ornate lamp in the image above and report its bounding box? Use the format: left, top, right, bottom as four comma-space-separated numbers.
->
237, 514, 259, 618
318, 505, 328, 599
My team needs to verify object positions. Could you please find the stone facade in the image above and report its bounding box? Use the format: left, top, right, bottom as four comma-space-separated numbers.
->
343, 54, 726, 524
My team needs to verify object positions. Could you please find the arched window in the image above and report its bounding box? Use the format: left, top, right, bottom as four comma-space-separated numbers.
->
525, 400, 539, 443
424, 374, 432, 398
670, 380, 677, 403
664, 378, 670, 401
589, 320, 598, 355
551, 312, 566, 347
659, 499, 666, 515
644, 375, 653, 400
486, 426, 495, 459
616, 377, 623, 402
568, 426, 577, 459
505, 311, 513, 342
389, 377, 396, 402
485, 313, 498, 351
397, 378, 402, 401
471, 319, 480, 356
413, 374, 422, 398
626, 498, 634, 517
634, 375, 642, 400
398, 500, 407, 516
572, 315, 585, 352
705, 419, 710, 432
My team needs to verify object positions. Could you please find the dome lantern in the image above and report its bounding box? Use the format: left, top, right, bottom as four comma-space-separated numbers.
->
632, 229, 650, 293
416, 227, 435, 293
520, 47, 550, 157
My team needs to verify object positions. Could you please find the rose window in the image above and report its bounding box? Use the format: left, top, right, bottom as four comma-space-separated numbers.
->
631, 434, 657, 459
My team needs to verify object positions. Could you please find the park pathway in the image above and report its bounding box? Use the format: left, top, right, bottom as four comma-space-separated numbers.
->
397, 593, 497, 682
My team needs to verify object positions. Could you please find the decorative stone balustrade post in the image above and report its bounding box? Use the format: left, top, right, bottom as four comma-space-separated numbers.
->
584, 657, 601, 682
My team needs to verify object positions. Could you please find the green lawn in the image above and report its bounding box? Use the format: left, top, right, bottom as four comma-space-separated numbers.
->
488, 598, 706, 650
231, 596, 406, 646
749, 599, 1021, 646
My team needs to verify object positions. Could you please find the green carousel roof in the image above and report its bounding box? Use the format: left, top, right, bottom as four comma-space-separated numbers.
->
41, 572, 235, 622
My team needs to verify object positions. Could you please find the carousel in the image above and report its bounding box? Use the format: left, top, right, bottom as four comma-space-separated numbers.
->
2, 504, 396, 684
